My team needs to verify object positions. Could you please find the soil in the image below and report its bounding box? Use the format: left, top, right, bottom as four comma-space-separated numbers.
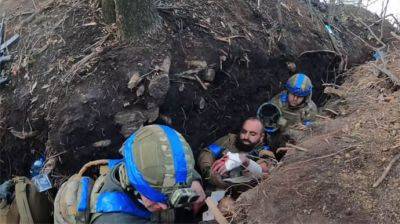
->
234, 49, 400, 224
0, 0, 398, 222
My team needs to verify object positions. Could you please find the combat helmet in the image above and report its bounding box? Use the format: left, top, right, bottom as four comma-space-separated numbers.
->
119, 125, 197, 206
285, 73, 313, 97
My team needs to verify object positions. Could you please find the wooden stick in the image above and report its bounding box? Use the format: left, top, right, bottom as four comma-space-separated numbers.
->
373, 153, 400, 188
194, 74, 208, 90
286, 143, 308, 152
205, 197, 229, 224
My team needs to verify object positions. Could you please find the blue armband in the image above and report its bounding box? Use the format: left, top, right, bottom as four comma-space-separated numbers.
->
208, 144, 224, 158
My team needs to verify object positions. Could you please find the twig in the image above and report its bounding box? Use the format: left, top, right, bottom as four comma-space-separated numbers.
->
373, 153, 400, 188
351, 13, 386, 48
286, 143, 308, 152
194, 74, 208, 90
290, 145, 361, 166
47, 151, 67, 160
63, 47, 104, 83
316, 114, 330, 120
323, 108, 339, 116
344, 26, 378, 50
371, 63, 400, 86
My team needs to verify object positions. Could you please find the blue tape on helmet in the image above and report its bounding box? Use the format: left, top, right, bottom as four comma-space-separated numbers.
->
77, 177, 91, 212
123, 134, 168, 203
295, 73, 305, 90
108, 159, 123, 169
160, 125, 188, 185
96, 191, 151, 219
208, 144, 224, 158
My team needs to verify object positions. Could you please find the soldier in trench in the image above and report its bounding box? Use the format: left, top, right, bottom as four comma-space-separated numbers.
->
258, 73, 318, 157
53, 124, 206, 224
197, 117, 277, 194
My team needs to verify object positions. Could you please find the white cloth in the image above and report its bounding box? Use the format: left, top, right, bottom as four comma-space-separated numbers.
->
224, 152, 243, 171
246, 160, 262, 174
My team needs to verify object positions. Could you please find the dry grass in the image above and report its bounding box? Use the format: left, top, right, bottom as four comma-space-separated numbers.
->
233, 48, 400, 223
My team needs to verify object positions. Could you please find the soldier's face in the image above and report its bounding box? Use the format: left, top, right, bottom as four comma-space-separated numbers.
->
239, 120, 264, 147
288, 93, 304, 107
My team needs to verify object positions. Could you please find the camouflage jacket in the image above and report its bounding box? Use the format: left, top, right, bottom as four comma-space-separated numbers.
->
198, 133, 275, 185
270, 91, 318, 130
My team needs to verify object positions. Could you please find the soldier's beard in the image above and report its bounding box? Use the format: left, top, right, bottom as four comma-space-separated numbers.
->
236, 138, 258, 152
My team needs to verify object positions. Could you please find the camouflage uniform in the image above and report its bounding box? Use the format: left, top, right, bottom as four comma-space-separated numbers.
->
270, 91, 318, 129
268, 74, 318, 144
198, 133, 276, 189
54, 125, 201, 224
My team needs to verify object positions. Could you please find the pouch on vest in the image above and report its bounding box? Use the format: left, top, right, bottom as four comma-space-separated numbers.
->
54, 174, 94, 224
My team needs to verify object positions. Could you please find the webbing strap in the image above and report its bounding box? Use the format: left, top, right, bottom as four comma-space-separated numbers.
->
160, 125, 188, 184
14, 179, 34, 224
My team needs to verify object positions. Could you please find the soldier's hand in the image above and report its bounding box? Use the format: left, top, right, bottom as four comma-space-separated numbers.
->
211, 156, 228, 175
190, 181, 206, 214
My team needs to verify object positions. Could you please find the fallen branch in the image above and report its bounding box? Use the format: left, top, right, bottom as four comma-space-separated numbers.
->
286, 143, 308, 152
373, 153, 400, 188
371, 63, 400, 86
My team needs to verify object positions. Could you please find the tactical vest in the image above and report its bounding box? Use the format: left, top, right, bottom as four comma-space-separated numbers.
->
271, 92, 317, 128
0, 176, 52, 224
54, 160, 152, 224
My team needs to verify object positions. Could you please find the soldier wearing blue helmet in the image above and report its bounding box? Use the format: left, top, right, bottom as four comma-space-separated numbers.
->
54, 125, 205, 224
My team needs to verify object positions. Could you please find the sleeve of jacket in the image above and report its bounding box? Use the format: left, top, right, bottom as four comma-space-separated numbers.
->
197, 135, 231, 180
301, 100, 318, 124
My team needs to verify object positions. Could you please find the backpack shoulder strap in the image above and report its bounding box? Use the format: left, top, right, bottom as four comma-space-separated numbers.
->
14, 177, 34, 224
